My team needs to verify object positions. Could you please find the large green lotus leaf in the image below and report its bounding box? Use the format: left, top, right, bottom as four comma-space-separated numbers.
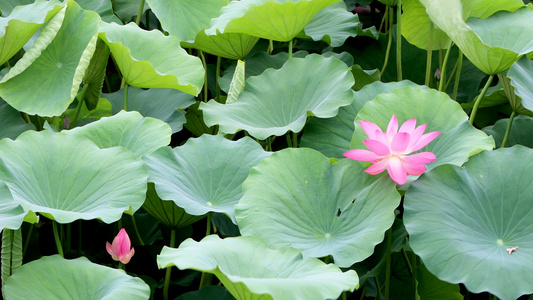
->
466, 8, 533, 57
0, 182, 26, 232
205, 0, 341, 42
145, 0, 229, 42
417, 264, 463, 300
0, 0, 33, 16
98, 22, 204, 96
67, 110, 171, 158
219, 50, 308, 93
184, 31, 259, 60
0, 1, 99, 117
419, 0, 529, 74
0, 101, 34, 140
401, 0, 450, 50
0, 129, 148, 224
469, 0, 524, 19
103, 87, 195, 134
0, 0, 63, 66
75, 0, 122, 24
507, 56, 533, 111
113, 0, 149, 23
142, 135, 270, 223
300, 80, 425, 159
143, 183, 204, 229
235, 148, 401, 267
200, 54, 354, 140
158, 235, 359, 300
483, 116, 533, 148
404, 147, 533, 300
351, 86, 495, 173
4, 255, 150, 299
298, 1, 376, 47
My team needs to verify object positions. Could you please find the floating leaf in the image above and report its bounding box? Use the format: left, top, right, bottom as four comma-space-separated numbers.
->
0, 100, 34, 140
404, 147, 533, 300
206, 0, 340, 42
236, 148, 401, 267
0, 1, 99, 116
143, 135, 270, 223
98, 22, 204, 96
4, 255, 150, 299
103, 87, 195, 134
351, 86, 495, 175
201, 54, 354, 140
67, 110, 171, 158
0, 0, 63, 66
0, 129, 148, 224
158, 235, 359, 300
300, 81, 425, 159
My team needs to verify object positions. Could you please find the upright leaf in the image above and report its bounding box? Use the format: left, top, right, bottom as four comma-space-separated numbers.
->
98, 22, 204, 96
201, 54, 354, 140
158, 235, 359, 300
1, 228, 22, 297
0, 0, 99, 116
4, 255, 150, 299
0, 129, 148, 224
0, 0, 63, 65
206, 0, 341, 42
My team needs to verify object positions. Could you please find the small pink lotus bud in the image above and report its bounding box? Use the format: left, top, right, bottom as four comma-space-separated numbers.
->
106, 228, 135, 264
64, 116, 70, 129
435, 68, 441, 81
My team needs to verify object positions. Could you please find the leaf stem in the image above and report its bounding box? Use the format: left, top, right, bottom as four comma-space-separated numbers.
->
52, 221, 64, 258
123, 84, 129, 111
199, 51, 208, 102
22, 224, 34, 258
216, 56, 221, 102
135, 0, 145, 26
292, 131, 298, 148
424, 22, 434, 87
163, 229, 176, 300
396, 0, 402, 81
411, 250, 417, 297
380, 6, 394, 76
384, 226, 392, 300
130, 214, 144, 246
438, 40, 453, 92
452, 51, 463, 100
500, 111, 516, 148
288, 40, 293, 59
469, 74, 494, 125
71, 83, 90, 128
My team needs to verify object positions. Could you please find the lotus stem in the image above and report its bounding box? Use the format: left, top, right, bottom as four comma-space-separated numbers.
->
267, 40, 274, 55
163, 229, 176, 300
130, 214, 144, 246
438, 40, 453, 92
199, 51, 208, 102
288, 39, 293, 59
411, 251, 417, 297
135, 0, 145, 26
71, 83, 89, 128
396, 0, 402, 81
444, 53, 461, 92
22, 224, 34, 258
379, 6, 388, 33
52, 221, 64, 258
424, 22, 434, 87
292, 131, 298, 148
452, 51, 463, 100
501, 111, 516, 148
121, 84, 127, 110
384, 226, 392, 300
380, 6, 394, 76
216, 56, 221, 102
469, 74, 494, 125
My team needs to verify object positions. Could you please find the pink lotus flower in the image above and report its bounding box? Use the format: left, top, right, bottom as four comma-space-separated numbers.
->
106, 228, 135, 264
344, 115, 440, 185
